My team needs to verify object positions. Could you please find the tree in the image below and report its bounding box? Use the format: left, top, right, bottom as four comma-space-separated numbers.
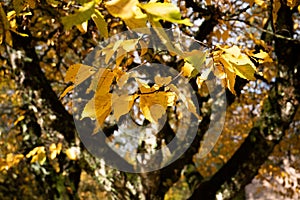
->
0, 0, 300, 199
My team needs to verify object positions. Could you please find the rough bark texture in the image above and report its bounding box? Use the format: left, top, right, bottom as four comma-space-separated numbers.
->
10, 26, 81, 199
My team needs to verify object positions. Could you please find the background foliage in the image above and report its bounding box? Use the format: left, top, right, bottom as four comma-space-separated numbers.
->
0, 0, 300, 199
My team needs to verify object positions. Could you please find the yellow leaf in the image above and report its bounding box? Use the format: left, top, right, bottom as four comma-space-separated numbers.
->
65, 64, 96, 84
49, 143, 62, 160
76, 20, 88, 33
13, 0, 25, 14
169, 84, 201, 120
136, 79, 158, 93
116, 47, 126, 66
149, 104, 165, 123
224, 67, 236, 95
85, 68, 114, 93
26, 146, 46, 165
287, 0, 297, 9
81, 97, 96, 119
117, 72, 129, 88
205, 0, 212, 5
197, 67, 212, 88
219, 55, 235, 72
101, 40, 123, 64
95, 93, 112, 126
212, 63, 226, 79
272, 0, 281, 25
105, 0, 147, 29
215, 29, 221, 40
0, 4, 9, 31
92, 9, 108, 38
2, 153, 24, 171
96, 68, 115, 95
61, 1, 95, 30
139, 40, 148, 56
252, 50, 273, 63
121, 39, 139, 52
138, 2, 193, 26
154, 75, 172, 86
234, 64, 256, 81
14, 115, 25, 126
252, 50, 269, 59
139, 91, 176, 123
183, 50, 207, 71
148, 19, 183, 55
217, 46, 257, 81
223, 53, 254, 66
244, 0, 255, 7
181, 62, 194, 77
0, 30, 2, 44
112, 94, 136, 120
59, 85, 74, 100
5, 30, 12, 46
65, 147, 80, 161
219, 45, 242, 57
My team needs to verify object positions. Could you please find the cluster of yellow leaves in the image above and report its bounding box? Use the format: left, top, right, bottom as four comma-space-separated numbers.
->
105, 0, 192, 30
25, 143, 63, 166
83, 71, 177, 125
26, 146, 47, 165
0, 1, 33, 46
105, 0, 192, 55
65, 146, 80, 161
212, 45, 272, 94
0, 153, 24, 171
62, 59, 202, 128
60, 0, 193, 43
49, 143, 62, 160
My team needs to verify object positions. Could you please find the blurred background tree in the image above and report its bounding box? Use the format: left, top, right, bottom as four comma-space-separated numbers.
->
0, 0, 300, 199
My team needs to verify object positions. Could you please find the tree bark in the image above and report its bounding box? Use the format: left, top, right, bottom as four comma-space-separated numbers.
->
9, 27, 81, 199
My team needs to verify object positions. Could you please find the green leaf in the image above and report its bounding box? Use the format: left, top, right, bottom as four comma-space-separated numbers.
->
138, 2, 193, 26
92, 9, 108, 38
61, 1, 95, 30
